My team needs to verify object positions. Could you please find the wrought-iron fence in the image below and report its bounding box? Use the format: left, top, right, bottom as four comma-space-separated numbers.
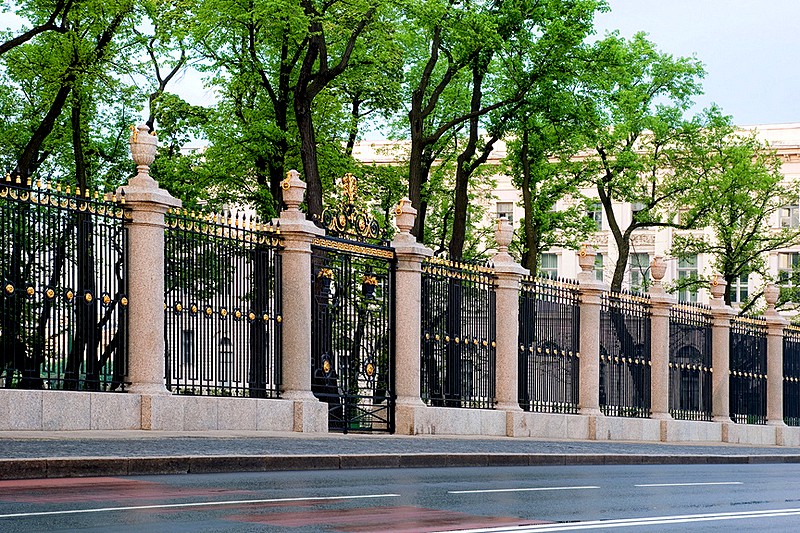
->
0, 177, 128, 391
785, 326, 800, 426
164, 209, 282, 398
599, 291, 651, 417
669, 303, 713, 420
421, 257, 496, 409
729, 316, 767, 424
518, 276, 580, 413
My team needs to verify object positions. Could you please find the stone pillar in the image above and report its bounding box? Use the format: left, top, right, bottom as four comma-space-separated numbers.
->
577, 245, 606, 419
492, 218, 528, 415
709, 275, 734, 423
278, 170, 327, 432
121, 125, 180, 397
764, 283, 787, 427
648, 256, 674, 420
392, 198, 433, 434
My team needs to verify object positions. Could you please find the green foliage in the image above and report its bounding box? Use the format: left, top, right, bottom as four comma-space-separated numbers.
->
668, 107, 799, 309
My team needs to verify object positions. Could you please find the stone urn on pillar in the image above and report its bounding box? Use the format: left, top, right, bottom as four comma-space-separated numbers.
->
709, 274, 727, 305
650, 256, 666, 283
280, 169, 306, 222
129, 125, 158, 186
577, 244, 596, 282
493, 217, 514, 264
764, 282, 780, 316
395, 197, 416, 233
394, 197, 417, 245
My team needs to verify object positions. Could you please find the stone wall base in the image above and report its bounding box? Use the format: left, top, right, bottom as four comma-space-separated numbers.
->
662, 419, 723, 442
4, 389, 800, 445
506, 411, 591, 439
395, 404, 507, 436
0, 390, 326, 433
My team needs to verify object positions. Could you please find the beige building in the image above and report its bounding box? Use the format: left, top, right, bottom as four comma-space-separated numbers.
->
355, 123, 800, 307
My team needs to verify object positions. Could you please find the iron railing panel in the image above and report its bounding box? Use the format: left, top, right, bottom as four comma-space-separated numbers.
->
163, 209, 282, 398
599, 291, 652, 417
669, 303, 713, 421
729, 316, 767, 424
0, 178, 128, 391
518, 276, 580, 413
784, 326, 800, 426
421, 257, 496, 410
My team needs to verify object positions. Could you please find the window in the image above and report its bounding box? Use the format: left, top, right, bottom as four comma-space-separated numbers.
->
594, 253, 604, 282
540, 253, 558, 279
779, 252, 800, 286
677, 255, 698, 303
628, 253, 650, 293
496, 202, 514, 224
730, 274, 749, 304
780, 205, 800, 228
587, 202, 603, 230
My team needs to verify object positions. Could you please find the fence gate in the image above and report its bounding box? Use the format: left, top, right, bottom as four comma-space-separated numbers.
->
310, 174, 395, 433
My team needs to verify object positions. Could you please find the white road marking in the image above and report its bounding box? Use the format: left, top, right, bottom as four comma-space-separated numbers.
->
634, 481, 743, 487
438, 507, 800, 532
448, 486, 600, 495
0, 493, 401, 519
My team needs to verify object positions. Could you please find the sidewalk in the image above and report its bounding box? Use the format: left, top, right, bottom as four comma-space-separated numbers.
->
2, 431, 800, 480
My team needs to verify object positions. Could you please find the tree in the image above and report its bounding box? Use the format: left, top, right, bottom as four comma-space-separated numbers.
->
506, 123, 596, 274
669, 108, 800, 310
576, 32, 705, 292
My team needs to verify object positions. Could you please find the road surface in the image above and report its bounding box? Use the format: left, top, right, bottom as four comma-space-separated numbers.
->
2, 463, 800, 532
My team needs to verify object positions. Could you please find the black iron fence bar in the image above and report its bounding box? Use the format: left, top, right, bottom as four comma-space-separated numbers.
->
1, 176, 128, 391
421, 256, 497, 409
518, 275, 581, 413
668, 303, 713, 421
599, 291, 652, 418
729, 315, 767, 424
784, 325, 800, 426
163, 208, 283, 398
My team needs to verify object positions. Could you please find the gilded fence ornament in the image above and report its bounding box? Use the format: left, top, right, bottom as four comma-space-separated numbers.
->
319, 173, 384, 242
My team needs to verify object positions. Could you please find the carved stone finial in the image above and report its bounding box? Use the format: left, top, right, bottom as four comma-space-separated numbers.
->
764, 282, 779, 309
495, 217, 513, 254
129, 124, 157, 184
578, 244, 596, 273
394, 197, 416, 234
282, 169, 305, 212
650, 255, 667, 285
709, 273, 727, 300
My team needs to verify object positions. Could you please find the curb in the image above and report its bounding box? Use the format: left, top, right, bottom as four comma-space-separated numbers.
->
2, 453, 800, 480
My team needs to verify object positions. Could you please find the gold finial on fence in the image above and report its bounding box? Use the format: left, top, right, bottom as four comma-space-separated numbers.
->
341, 173, 357, 204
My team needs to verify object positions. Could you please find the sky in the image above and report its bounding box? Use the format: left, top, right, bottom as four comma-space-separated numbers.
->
595, 0, 800, 126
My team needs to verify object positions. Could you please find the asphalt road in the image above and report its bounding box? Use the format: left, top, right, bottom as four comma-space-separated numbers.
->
2, 464, 800, 532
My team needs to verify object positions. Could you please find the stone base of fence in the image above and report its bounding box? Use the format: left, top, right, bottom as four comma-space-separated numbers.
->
507, 412, 592, 439
5, 388, 800, 445
395, 405, 507, 436
0, 390, 326, 432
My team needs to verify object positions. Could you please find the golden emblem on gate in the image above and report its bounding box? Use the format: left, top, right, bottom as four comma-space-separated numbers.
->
323, 360, 331, 374
366, 362, 375, 377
